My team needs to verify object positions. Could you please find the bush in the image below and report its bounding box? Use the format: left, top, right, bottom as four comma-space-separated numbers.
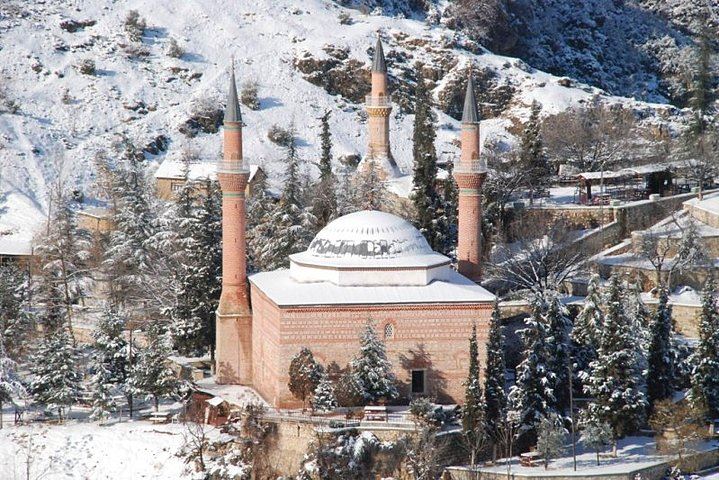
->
338, 12, 353, 25
240, 81, 260, 110
0, 87, 19, 114
59, 19, 96, 33
179, 97, 224, 137
76, 59, 95, 75
124, 10, 146, 42
267, 124, 293, 147
166, 37, 184, 58
123, 43, 150, 60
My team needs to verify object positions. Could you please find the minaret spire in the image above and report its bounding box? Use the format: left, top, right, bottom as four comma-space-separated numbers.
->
454, 69, 486, 282
372, 35, 387, 73
216, 61, 252, 385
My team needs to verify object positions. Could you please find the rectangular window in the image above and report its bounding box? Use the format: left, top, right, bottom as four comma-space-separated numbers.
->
171, 182, 183, 192
411, 370, 425, 394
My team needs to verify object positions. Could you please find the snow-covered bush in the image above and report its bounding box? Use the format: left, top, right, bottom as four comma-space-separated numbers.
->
536, 414, 566, 469
166, 37, 185, 58
76, 59, 96, 76
240, 81, 260, 111
267, 124, 294, 147
123, 43, 150, 61
312, 373, 338, 413
124, 10, 146, 42
337, 12, 353, 25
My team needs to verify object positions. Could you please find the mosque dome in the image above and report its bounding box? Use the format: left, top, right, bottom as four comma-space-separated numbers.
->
289, 211, 450, 286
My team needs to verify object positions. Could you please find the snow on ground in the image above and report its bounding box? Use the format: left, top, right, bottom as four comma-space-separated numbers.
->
0, 0, 685, 253
0, 420, 200, 479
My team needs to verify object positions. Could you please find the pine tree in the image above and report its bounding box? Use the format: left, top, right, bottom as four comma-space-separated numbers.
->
508, 296, 557, 445
484, 300, 507, 442
545, 292, 572, 412
583, 276, 646, 446
462, 322, 486, 465
572, 274, 603, 384
440, 162, 459, 258
35, 192, 92, 336
0, 335, 25, 429
247, 172, 276, 272
127, 324, 178, 411
29, 327, 80, 419
351, 321, 398, 404
312, 110, 338, 230
92, 303, 130, 385
689, 280, 719, 416
536, 413, 566, 469
647, 288, 675, 408
312, 372, 338, 413
288, 347, 324, 408
353, 161, 389, 211
0, 263, 33, 359
89, 362, 117, 422
411, 65, 445, 251
579, 416, 612, 465
519, 101, 550, 204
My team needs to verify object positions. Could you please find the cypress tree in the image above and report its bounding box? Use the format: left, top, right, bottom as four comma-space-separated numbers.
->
411, 65, 444, 251
441, 162, 459, 258
647, 288, 675, 408
545, 292, 572, 413
484, 300, 507, 441
312, 110, 337, 229
572, 274, 603, 384
519, 101, 550, 204
463, 322, 486, 465
689, 280, 719, 416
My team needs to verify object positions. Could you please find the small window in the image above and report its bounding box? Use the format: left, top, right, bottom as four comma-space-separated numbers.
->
411, 370, 426, 394
171, 182, 183, 192
384, 323, 394, 340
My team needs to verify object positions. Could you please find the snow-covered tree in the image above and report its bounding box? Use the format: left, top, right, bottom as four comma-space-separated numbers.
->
462, 322, 487, 465
484, 300, 507, 447
579, 416, 612, 465
351, 321, 398, 404
29, 327, 80, 419
689, 280, 719, 416
509, 297, 557, 445
89, 362, 117, 422
127, 324, 178, 411
536, 413, 566, 469
288, 347, 324, 408
647, 288, 675, 408
352, 161, 389, 212
545, 292, 572, 412
520, 100, 551, 204
0, 335, 25, 429
312, 110, 337, 230
35, 192, 92, 335
0, 263, 33, 359
440, 161, 459, 258
583, 276, 646, 449
312, 372, 338, 413
572, 274, 603, 383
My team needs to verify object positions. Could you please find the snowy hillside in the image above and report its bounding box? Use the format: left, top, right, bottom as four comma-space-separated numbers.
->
0, 0, 684, 253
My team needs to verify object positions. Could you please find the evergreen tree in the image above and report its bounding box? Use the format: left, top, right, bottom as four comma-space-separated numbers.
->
579, 416, 612, 465
29, 327, 80, 419
288, 347, 324, 408
689, 280, 719, 416
353, 161, 389, 211
688, 26, 713, 135
89, 362, 117, 422
508, 297, 557, 445
536, 413, 566, 469
583, 276, 646, 446
247, 172, 276, 272
0, 335, 25, 429
92, 303, 130, 385
572, 274, 603, 383
351, 321, 398, 404
0, 263, 33, 359
520, 101, 550, 203
312, 111, 338, 229
484, 300, 507, 442
335, 165, 360, 216
440, 162, 459, 258
462, 323, 487, 465
127, 324, 178, 411
647, 288, 675, 408
411, 65, 445, 251
312, 372, 338, 413
35, 193, 92, 336
545, 292, 572, 412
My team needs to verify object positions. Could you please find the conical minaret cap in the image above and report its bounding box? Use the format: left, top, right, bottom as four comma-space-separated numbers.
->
224, 65, 242, 124
372, 36, 387, 73
462, 74, 480, 124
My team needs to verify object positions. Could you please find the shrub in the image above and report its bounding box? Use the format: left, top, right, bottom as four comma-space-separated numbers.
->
61, 88, 73, 105
267, 124, 293, 147
240, 80, 260, 110
179, 97, 224, 137
166, 37, 184, 58
0, 87, 19, 114
59, 19, 96, 33
124, 10, 146, 42
123, 43, 150, 60
76, 59, 96, 75
338, 12, 353, 25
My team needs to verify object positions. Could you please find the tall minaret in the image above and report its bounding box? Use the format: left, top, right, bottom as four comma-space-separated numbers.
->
454, 74, 486, 282
362, 35, 399, 177
216, 65, 253, 385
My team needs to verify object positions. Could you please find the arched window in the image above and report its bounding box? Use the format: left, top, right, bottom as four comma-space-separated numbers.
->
384, 323, 394, 340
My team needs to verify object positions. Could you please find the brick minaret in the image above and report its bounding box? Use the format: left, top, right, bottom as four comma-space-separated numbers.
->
454, 74, 486, 282
216, 66, 252, 385
363, 35, 399, 177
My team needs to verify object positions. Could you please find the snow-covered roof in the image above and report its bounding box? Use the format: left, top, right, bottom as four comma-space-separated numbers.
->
155, 160, 261, 182
250, 268, 495, 306
206, 396, 226, 407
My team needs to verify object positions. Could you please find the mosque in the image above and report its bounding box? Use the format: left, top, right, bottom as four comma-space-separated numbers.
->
215, 38, 494, 408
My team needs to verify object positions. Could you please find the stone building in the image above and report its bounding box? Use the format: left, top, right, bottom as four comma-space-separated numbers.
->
155, 160, 265, 201
216, 46, 493, 408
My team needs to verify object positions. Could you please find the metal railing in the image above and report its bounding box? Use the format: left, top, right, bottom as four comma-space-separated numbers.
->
365, 95, 392, 107
453, 159, 487, 174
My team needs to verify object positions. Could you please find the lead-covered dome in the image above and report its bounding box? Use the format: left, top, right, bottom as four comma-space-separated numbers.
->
289, 211, 451, 286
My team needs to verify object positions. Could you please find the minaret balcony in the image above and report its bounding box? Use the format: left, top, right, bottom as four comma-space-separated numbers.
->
217, 159, 250, 174
454, 159, 487, 174
365, 95, 393, 107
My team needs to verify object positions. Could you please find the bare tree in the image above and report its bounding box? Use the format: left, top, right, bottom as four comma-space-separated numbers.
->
180, 420, 211, 473
650, 399, 705, 468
